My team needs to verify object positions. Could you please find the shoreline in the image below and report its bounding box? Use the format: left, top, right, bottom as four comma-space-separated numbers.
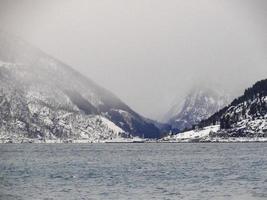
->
1, 138, 267, 144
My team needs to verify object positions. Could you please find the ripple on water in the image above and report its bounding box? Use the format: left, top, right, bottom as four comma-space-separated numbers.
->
0, 143, 266, 200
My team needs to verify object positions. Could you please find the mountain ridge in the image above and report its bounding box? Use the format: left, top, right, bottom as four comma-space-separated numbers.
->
0, 31, 160, 141
197, 78, 267, 137
165, 85, 230, 132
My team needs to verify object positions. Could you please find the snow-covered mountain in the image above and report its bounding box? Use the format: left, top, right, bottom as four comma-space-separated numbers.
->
0, 31, 160, 142
199, 79, 267, 137
163, 79, 267, 142
165, 86, 230, 131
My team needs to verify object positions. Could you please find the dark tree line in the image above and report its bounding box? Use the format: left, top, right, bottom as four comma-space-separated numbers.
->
197, 79, 267, 129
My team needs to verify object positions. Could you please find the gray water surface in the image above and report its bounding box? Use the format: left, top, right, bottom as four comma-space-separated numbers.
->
0, 143, 267, 200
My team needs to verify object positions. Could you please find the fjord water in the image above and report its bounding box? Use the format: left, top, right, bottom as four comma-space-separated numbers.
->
0, 144, 266, 200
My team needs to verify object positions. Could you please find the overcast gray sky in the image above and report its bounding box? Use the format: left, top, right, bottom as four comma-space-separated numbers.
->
0, 0, 266, 120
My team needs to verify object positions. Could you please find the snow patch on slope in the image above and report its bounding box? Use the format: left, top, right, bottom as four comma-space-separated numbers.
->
162, 125, 267, 142
163, 125, 220, 142
98, 116, 125, 135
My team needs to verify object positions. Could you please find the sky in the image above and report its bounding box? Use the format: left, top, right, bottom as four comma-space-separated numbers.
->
0, 0, 266, 120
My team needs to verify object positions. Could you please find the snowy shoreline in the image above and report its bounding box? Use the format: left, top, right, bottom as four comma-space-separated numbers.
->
0, 136, 147, 144
1, 125, 266, 144
158, 138, 267, 143
0, 138, 266, 144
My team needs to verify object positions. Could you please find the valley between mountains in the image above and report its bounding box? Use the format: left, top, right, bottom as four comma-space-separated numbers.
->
0, 31, 266, 143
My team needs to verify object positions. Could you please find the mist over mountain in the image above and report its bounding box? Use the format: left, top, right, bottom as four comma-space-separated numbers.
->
0, 0, 266, 120
0, 31, 160, 142
164, 85, 231, 131
163, 79, 267, 142
197, 79, 267, 137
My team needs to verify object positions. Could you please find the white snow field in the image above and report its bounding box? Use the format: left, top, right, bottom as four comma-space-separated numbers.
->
162, 125, 267, 142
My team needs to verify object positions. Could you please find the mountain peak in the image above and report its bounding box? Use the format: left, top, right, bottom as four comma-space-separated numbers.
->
165, 85, 230, 131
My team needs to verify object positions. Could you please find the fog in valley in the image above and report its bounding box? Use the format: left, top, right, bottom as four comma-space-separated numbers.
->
0, 0, 266, 120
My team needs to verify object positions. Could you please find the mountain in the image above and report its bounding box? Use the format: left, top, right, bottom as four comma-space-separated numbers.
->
198, 79, 267, 137
165, 86, 230, 132
162, 79, 267, 142
0, 31, 160, 142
